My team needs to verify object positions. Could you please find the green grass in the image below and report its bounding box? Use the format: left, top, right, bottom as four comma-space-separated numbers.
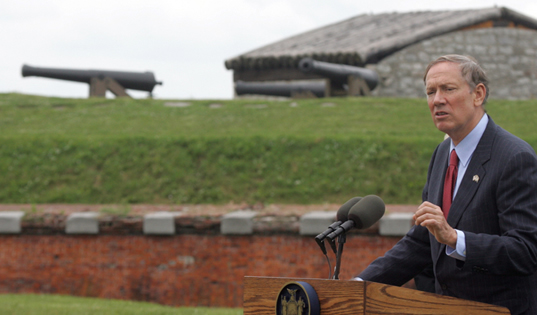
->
1, 93, 536, 205
0, 93, 438, 140
0, 294, 242, 315
1, 93, 534, 142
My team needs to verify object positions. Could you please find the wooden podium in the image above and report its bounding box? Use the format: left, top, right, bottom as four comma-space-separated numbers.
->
243, 276, 510, 314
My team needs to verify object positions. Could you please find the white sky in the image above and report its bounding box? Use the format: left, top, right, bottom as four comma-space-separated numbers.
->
1, 0, 536, 100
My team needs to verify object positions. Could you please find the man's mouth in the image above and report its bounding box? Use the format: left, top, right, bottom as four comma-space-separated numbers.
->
436, 111, 448, 117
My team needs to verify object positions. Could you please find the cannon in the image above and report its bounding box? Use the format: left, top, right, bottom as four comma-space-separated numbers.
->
235, 80, 325, 98
298, 58, 379, 96
22, 64, 163, 98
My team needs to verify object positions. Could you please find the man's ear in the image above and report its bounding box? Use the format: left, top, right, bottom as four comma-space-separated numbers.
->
474, 83, 486, 106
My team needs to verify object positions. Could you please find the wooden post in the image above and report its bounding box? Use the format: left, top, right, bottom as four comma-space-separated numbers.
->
89, 77, 131, 98
104, 77, 130, 97
348, 75, 371, 96
89, 77, 107, 98
324, 79, 332, 97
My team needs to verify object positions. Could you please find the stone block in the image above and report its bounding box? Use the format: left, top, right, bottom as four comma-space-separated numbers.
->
221, 211, 257, 235
299, 211, 336, 236
379, 212, 414, 236
0, 211, 25, 234
66, 212, 99, 234
143, 212, 175, 235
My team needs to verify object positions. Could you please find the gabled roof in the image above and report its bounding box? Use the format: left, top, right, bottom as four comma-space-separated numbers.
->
225, 7, 537, 71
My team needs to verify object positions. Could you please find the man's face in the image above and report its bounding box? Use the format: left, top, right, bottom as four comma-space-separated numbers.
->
425, 62, 485, 145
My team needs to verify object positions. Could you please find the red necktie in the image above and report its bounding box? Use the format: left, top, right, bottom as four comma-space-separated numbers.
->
442, 149, 459, 219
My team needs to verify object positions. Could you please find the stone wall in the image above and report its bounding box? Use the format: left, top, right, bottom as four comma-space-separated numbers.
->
372, 28, 537, 100
0, 208, 414, 308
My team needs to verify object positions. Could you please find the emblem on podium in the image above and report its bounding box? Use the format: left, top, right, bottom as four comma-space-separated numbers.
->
275, 281, 320, 315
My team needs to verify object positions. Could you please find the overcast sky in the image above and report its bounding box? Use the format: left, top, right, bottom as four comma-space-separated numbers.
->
1, 0, 536, 100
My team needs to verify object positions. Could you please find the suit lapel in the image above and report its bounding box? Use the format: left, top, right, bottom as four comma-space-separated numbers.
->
447, 118, 496, 227
424, 139, 450, 259
429, 140, 450, 207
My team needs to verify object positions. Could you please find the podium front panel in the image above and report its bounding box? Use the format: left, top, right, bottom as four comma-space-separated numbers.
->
243, 276, 364, 315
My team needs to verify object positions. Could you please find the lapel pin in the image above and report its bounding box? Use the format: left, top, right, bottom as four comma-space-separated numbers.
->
473, 175, 479, 183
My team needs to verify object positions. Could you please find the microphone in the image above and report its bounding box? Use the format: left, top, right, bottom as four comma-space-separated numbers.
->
326, 195, 385, 241
314, 197, 362, 255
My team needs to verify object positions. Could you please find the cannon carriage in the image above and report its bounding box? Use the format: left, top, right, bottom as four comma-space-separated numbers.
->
22, 65, 162, 98
234, 58, 378, 98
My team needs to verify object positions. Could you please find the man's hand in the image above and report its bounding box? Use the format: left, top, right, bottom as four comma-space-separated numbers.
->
414, 201, 457, 248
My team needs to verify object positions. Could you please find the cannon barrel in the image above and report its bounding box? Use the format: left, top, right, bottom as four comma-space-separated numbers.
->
235, 80, 325, 98
298, 58, 378, 91
22, 64, 163, 92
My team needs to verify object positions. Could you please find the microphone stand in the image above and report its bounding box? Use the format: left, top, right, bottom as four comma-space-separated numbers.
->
332, 232, 346, 280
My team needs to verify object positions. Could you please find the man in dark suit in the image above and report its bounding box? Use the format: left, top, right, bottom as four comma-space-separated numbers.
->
358, 54, 537, 315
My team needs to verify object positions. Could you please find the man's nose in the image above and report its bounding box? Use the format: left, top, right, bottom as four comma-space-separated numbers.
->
433, 90, 446, 105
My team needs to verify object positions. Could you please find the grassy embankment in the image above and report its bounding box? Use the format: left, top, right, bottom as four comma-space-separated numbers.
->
1, 93, 535, 205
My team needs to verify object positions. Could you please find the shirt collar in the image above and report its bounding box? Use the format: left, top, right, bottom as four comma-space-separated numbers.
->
449, 114, 488, 167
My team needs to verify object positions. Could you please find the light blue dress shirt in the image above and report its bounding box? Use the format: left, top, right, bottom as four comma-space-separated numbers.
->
445, 114, 489, 261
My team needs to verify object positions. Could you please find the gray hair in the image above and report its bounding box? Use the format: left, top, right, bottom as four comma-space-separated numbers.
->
423, 54, 489, 105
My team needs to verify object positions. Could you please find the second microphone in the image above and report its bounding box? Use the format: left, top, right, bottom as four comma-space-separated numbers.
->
325, 195, 386, 241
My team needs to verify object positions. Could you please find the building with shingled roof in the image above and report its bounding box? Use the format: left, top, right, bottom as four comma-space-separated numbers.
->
225, 6, 537, 99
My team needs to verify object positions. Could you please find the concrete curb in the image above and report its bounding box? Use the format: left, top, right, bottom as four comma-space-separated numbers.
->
0, 211, 25, 234
143, 212, 176, 235
1, 209, 401, 236
66, 212, 99, 234
299, 211, 336, 235
221, 210, 257, 235
379, 212, 414, 236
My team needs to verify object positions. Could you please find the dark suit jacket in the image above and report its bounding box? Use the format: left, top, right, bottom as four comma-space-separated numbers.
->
359, 117, 537, 315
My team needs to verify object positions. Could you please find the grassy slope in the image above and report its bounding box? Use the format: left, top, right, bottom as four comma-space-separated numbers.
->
0, 93, 535, 205
0, 93, 438, 139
